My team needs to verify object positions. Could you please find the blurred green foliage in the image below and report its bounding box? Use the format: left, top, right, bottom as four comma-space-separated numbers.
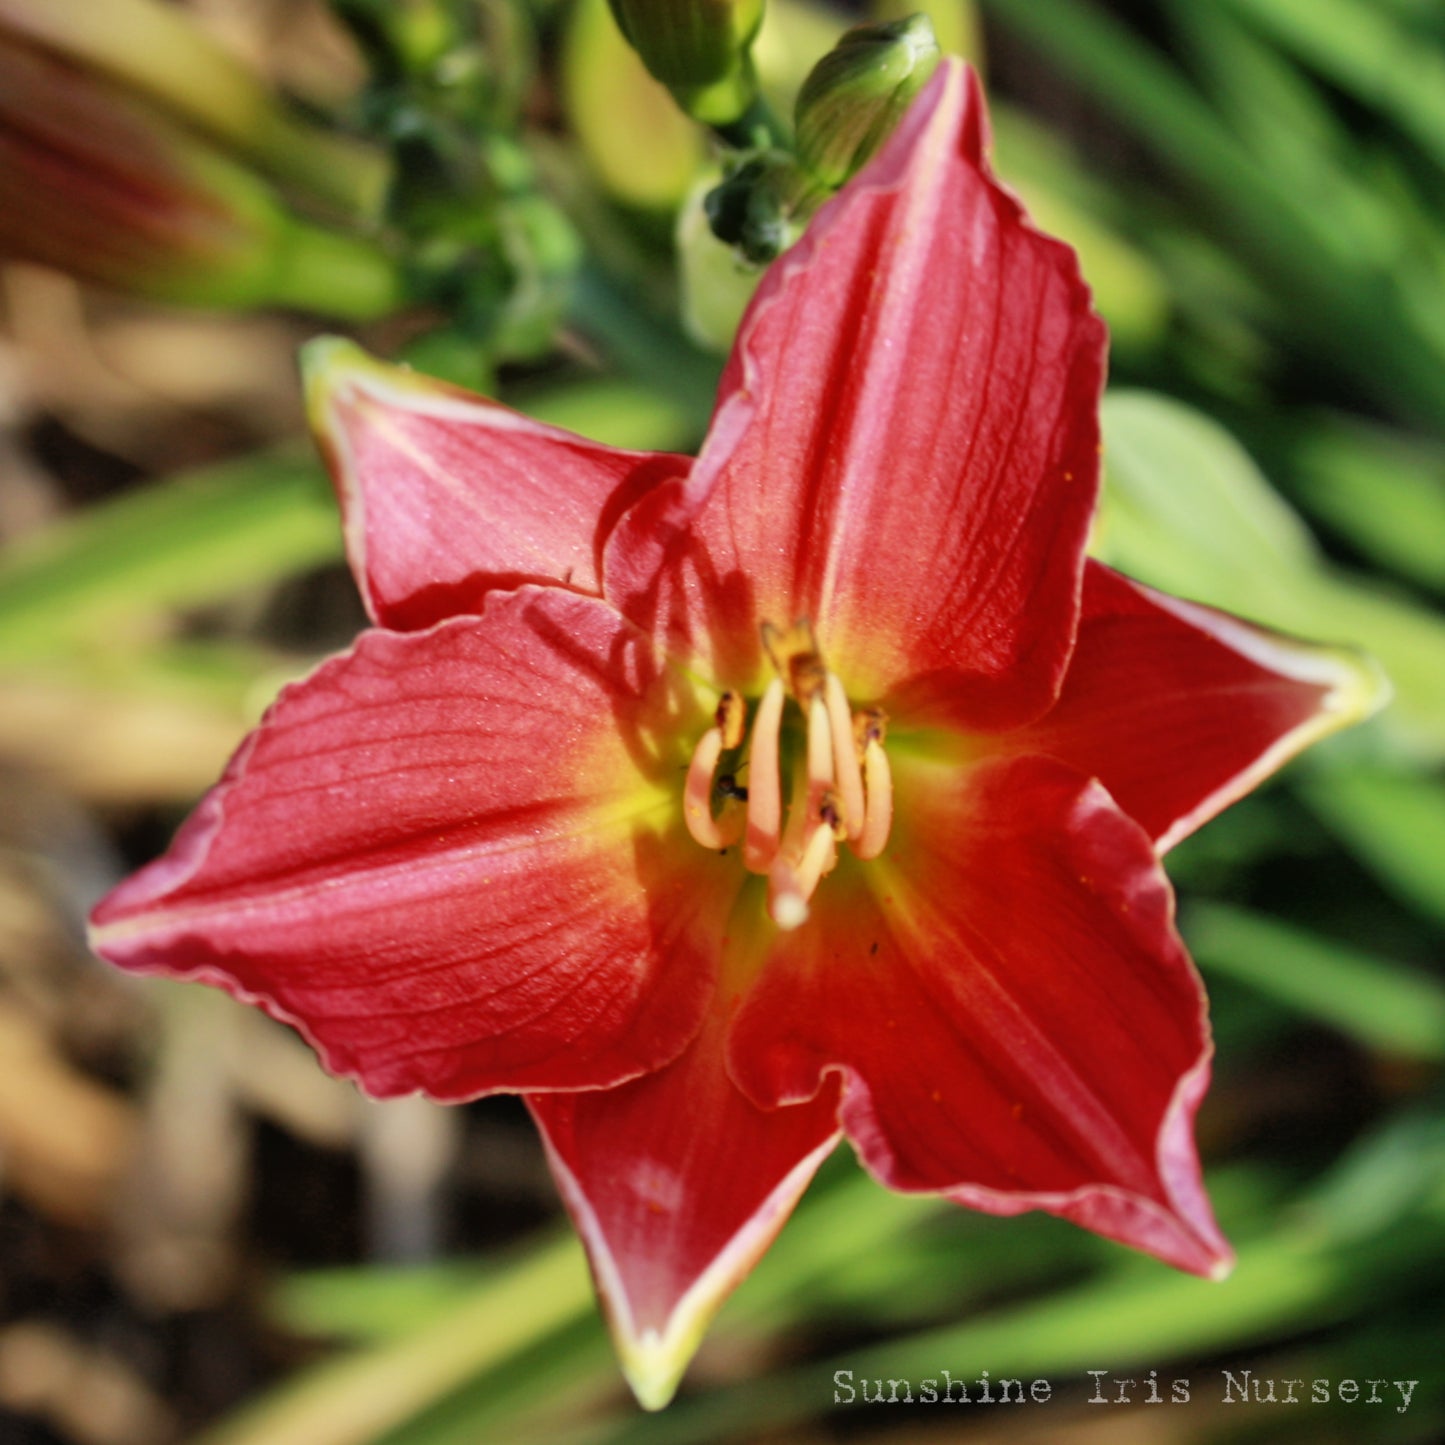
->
2, 0, 1443, 1440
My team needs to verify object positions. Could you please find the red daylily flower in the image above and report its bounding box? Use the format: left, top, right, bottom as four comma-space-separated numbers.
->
89, 63, 1382, 1408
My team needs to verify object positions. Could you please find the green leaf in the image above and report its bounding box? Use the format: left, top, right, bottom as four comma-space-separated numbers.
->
1301, 769, 1445, 929
1218, 0, 1445, 175
1183, 901, 1445, 1058
195, 1233, 595, 1445
979, 0, 1445, 427
272, 1262, 495, 1343
1098, 390, 1319, 606
1285, 413, 1445, 591
0, 450, 340, 663
1098, 392, 1445, 760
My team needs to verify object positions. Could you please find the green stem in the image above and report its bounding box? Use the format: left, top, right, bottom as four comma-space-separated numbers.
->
708, 77, 790, 151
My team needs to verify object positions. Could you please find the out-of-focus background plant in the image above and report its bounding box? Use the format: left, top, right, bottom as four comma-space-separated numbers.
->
1, 0, 1442, 1441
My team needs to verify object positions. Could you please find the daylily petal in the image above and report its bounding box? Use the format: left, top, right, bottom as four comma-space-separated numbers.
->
304, 338, 690, 631
90, 587, 730, 1098
727, 754, 1230, 1277
1005, 562, 1389, 852
529, 971, 841, 1410
606, 61, 1106, 723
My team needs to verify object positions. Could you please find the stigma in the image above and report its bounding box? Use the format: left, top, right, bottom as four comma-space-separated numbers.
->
683, 620, 893, 930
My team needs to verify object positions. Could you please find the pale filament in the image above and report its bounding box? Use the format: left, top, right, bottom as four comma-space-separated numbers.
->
824, 673, 865, 839
854, 738, 893, 861
684, 661, 894, 927
743, 679, 785, 871
806, 693, 835, 797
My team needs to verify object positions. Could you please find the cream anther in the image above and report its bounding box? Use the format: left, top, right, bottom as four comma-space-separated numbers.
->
743, 678, 785, 872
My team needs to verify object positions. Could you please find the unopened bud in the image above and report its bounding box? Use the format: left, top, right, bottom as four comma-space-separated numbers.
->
605, 0, 765, 125
0, 0, 386, 215
703, 150, 813, 264
0, 43, 398, 316
564, 0, 704, 212
794, 14, 940, 189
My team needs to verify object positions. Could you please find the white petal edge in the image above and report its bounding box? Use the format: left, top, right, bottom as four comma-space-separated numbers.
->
301, 337, 668, 618
1126, 580, 1392, 855
533, 1116, 841, 1410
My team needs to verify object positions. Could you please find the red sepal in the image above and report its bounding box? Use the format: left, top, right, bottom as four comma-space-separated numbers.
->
530, 997, 839, 1409
1011, 562, 1384, 851
305, 340, 689, 631
727, 755, 1230, 1277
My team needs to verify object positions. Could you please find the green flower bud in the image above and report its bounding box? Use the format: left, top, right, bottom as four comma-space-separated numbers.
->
565, 0, 704, 212
605, 0, 765, 125
794, 14, 940, 189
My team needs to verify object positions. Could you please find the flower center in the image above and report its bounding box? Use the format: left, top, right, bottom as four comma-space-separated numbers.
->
683, 619, 894, 930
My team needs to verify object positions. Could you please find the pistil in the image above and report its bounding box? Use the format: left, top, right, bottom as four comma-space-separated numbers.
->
769, 817, 837, 930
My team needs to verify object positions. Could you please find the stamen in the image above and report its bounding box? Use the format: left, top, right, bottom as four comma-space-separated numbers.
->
768, 822, 837, 930
686, 623, 895, 914
683, 725, 744, 850
854, 705, 888, 753
824, 673, 865, 838
806, 694, 834, 793
743, 678, 785, 872
854, 738, 894, 860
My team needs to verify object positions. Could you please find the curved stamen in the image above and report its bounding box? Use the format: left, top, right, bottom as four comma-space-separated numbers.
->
743, 678, 786, 872
854, 738, 894, 860
824, 673, 865, 838
686, 627, 895, 914
683, 726, 745, 849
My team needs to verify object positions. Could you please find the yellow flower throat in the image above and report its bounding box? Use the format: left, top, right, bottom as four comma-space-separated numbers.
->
684, 619, 893, 930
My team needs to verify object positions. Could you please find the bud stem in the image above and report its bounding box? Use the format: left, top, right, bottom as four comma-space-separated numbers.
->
709, 86, 789, 151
